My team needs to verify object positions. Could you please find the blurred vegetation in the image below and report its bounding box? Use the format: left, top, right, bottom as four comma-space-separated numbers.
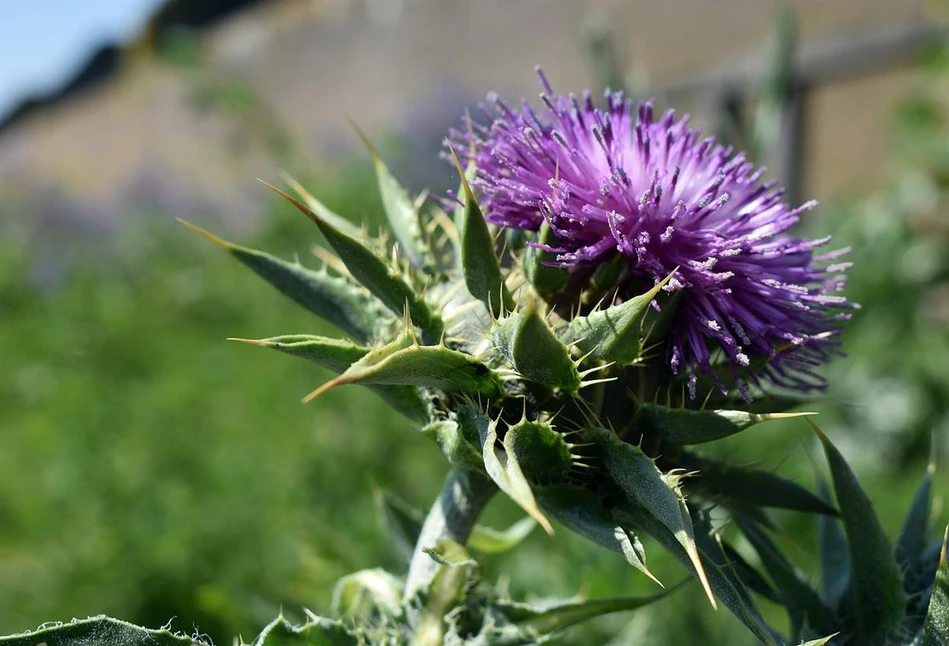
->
2, 37, 949, 646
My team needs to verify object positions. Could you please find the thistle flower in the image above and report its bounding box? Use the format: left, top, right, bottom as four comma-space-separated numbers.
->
452, 70, 857, 397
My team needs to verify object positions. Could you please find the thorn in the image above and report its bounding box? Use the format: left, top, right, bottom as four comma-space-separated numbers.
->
177, 218, 232, 249
347, 117, 382, 161
302, 378, 341, 404
258, 179, 320, 226
226, 337, 268, 346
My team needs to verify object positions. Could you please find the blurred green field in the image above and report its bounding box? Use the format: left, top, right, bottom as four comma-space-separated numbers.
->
2, 62, 949, 646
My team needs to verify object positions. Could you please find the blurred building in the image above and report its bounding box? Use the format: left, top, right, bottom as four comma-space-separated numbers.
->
0, 0, 940, 229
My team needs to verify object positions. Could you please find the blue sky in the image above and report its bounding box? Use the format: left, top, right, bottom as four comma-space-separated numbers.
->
0, 0, 163, 119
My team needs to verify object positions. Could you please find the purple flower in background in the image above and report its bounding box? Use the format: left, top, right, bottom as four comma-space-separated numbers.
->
451, 70, 856, 397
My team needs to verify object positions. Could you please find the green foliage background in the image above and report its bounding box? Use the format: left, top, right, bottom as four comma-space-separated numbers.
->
2, 52, 949, 646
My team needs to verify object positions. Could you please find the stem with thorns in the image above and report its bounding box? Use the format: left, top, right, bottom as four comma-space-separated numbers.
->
403, 469, 498, 602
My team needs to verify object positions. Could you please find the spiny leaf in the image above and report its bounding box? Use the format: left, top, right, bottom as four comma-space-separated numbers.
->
681, 453, 839, 516
535, 483, 660, 585
416, 539, 479, 645
638, 401, 817, 445
587, 426, 714, 607
250, 615, 358, 646
232, 334, 430, 423
523, 221, 569, 299
229, 334, 367, 372
179, 220, 385, 343
737, 515, 837, 638
811, 420, 905, 644
721, 542, 781, 604
618, 506, 780, 645
493, 300, 581, 391
566, 271, 674, 364
479, 416, 554, 534
307, 340, 502, 402
0, 616, 205, 646
896, 458, 936, 570
922, 527, 948, 645
279, 171, 363, 240
261, 182, 443, 339
351, 123, 429, 268
449, 146, 514, 315
504, 418, 574, 484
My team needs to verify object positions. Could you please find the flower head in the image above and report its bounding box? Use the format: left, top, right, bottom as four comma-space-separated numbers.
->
451, 70, 856, 397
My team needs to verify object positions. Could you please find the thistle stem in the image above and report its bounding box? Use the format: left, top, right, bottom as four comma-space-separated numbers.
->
402, 469, 497, 602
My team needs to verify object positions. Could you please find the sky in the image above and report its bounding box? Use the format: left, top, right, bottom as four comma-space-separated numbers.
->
0, 0, 164, 120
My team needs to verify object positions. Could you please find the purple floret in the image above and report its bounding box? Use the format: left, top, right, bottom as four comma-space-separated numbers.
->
450, 69, 857, 398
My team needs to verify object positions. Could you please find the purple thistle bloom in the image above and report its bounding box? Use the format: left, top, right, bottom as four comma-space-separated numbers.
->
450, 70, 857, 398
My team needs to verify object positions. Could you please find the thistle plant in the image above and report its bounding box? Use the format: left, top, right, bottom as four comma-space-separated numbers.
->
166, 66, 949, 646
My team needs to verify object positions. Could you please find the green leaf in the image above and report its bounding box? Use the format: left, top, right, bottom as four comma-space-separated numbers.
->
535, 483, 659, 584
479, 415, 554, 534
505, 587, 682, 638
721, 542, 781, 604
896, 459, 935, 570
449, 147, 514, 315
468, 517, 537, 554
423, 419, 486, 472
351, 125, 429, 268
261, 184, 443, 339
416, 539, 479, 646
331, 568, 403, 619
179, 220, 386, 343
250, 616, 358, 646
637, 402, 817, 445
308, 339, 502, 401
523, 221, 569, 300
681, 453, 839, 516
504, 418, 574, 484
619, 505, 780, 645
566, 272, 673, 364
811, 420, 905, 644
816, 477, 850, 605
493, 301, 581, 391
278, 171, 364, 240
922, 527, 949, 646
230, 334, 367, 372
586, 426, 714, 606
233, 334, 430, 423
737, 516, 837, 638
0, 616, 204, 646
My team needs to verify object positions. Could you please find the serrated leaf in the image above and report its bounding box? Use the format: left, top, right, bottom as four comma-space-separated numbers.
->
922, 527, 949, 646
812, 420, 905, 644
523, 221, 569, 300
737, 515, 837, 639
331, 568, 402, 619
566, 272, 673, 364
352, 125, 429, 268
586, 426, 713, 607
0, 616, 204, 646
493, 301, 581, 391
896, 460, 935, 571
234, 334, 430, 423
681, 453, 838, 516
479, 416, 554, 534
261, 184, 443, 339
308, 340, 502, 401
251, 615, 358, 646
179, 220, 385, 343
535, 483, 659, 585
638, 402, 817, 445
449, 147, 514, 315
